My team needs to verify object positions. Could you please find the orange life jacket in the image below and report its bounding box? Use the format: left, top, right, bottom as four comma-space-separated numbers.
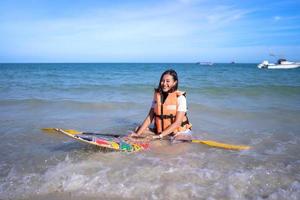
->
153, 90, 192, 134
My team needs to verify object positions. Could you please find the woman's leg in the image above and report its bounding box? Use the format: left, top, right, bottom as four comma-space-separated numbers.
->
173, 130, 192, 142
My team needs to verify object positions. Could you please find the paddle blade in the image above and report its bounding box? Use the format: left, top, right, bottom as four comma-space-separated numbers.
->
192, 139, 251, 150
41, 128, 57, 132
64, 129, 81, 135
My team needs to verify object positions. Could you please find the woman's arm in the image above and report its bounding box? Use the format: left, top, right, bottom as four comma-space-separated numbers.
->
153, 111, 185, 139
133, 108, 155, 135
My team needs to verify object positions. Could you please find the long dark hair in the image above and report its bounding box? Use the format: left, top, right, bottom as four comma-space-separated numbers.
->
155, 69, 178, 93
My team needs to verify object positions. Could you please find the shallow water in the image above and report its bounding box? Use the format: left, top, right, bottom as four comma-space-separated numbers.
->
0, 63, 299, 199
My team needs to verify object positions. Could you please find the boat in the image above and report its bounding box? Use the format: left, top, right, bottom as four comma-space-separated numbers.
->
196, 62, 214, 66
257, 59, 300, 69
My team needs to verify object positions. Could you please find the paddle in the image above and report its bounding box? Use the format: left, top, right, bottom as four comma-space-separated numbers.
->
41, 128, 251, 150
191, 139, 250, 150
41, 128, 121, 137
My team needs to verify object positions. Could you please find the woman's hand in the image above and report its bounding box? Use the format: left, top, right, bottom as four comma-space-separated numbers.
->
128, 131, 140, 137
152, 134, 162, 140
128, 131, 147, 138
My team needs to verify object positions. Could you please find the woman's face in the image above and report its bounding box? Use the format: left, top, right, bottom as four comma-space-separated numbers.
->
160, 74, 177, 92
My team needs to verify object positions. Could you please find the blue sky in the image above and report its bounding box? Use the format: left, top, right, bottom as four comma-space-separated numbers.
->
0, 0, 299, 63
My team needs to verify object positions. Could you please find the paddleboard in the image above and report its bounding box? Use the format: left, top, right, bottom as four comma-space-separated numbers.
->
45, 128, 150, 152
42, 128, 251, 151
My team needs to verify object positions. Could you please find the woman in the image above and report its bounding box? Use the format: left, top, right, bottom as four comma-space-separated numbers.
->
130, 69, 192, 141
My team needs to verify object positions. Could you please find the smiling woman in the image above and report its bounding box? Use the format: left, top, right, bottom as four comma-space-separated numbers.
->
128, 69, 192, 142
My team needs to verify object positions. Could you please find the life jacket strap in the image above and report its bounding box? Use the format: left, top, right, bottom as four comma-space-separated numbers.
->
155, 114, 190, 128
154, 114, 175, 119
181, 120, 189, 127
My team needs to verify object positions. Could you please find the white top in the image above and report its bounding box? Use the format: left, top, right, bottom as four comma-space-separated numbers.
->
151, 95, 187, 112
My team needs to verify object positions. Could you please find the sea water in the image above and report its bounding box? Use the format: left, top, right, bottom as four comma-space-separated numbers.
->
0, 63, 299, 200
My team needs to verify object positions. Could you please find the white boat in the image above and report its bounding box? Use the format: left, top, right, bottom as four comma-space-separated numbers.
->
258, 59, 300, 69
196, 62, 214, 66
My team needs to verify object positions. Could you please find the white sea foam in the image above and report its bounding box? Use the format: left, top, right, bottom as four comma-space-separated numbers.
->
0, 145, 299, 200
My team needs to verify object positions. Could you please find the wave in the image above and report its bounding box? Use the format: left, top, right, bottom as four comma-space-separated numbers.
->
0, 83, 155, 93
183, 85, 300, 97
1, 146, 299, 200
2, 84, 299, 102
0, 99, 145, 111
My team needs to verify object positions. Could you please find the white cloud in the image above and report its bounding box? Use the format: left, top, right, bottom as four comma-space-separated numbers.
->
1, 0, 299, 62
274, 16, 281, 21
